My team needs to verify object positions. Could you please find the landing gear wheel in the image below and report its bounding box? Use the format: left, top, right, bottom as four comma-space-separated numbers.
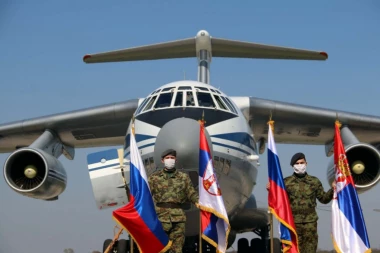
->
103, 239, 113, 253
250, 238, 265, 252
237, 238, 250, 253
117, 239, 128, 253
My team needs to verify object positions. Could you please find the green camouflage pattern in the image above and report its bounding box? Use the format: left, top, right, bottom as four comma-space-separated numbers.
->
161, 222, 185, 253
284, 173, 333, 223
295, 222, 318, 253
148, 169, 198, 223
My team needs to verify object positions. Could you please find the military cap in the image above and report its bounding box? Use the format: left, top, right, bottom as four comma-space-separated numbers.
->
161, 149, 177, 158
290, 152, 306, 166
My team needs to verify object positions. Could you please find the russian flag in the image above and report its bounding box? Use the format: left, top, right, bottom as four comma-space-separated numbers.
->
198, 120, 230, 253
331, 121, 371, 253
112, 129, 171, 253
267, 121, 299, 253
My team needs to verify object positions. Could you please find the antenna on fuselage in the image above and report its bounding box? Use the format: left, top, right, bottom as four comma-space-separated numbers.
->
83, 30, 328, 85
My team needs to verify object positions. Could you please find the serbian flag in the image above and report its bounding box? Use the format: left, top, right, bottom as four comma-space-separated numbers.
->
112, 129, 171, 253
331, 121, 371, 253
267, 121, 299, 253
198, 120, 230, 253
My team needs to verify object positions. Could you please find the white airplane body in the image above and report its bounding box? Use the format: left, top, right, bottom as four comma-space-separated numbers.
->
2, 30, 380, 252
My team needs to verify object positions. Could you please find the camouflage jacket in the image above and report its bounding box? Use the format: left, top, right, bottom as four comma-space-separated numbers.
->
284, 173, 333, 224
148, 169, 199, 223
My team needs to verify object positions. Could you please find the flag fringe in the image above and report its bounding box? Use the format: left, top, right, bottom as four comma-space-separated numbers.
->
112, 216, 172, 253
268, 207, 299, 253
199, 205, 230, 227
199, 204, 231, 252
201, 233, 230, 253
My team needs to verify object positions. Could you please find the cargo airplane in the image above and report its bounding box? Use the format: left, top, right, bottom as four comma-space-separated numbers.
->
2, 30, 380, 253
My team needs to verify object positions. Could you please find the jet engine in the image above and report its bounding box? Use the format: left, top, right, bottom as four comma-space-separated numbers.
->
4, 147, 67, 200
327, 126, 380, 193
3, 130, 69, 200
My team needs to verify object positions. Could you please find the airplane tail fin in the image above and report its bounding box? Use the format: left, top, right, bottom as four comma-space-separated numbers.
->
210, 37, 328, 60
83, 38, 196, 63
83, 30, 327, 84
83, 31, 327, 63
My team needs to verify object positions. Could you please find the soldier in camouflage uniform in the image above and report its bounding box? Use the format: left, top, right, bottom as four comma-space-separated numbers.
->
267, 152, 335, 253
148, 149, 199, 253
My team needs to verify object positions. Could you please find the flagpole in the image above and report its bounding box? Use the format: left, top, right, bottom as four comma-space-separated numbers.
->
198, 111, 205, 253
268, 117, 274, 253
269, 211, 274, 253
199, 218, 202, 252
130, 116, 136, 253
116, 146, 134, 253
104, 226, 124, 253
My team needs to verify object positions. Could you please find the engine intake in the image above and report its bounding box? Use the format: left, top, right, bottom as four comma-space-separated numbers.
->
3, 147, 67, 200
327, 143, 380, 193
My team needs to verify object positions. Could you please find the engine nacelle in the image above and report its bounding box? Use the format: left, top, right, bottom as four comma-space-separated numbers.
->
3, 147, 67, 200
327, 143, 380, 193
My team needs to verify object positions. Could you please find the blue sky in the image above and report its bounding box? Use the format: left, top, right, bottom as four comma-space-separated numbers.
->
1, 1, 380, 252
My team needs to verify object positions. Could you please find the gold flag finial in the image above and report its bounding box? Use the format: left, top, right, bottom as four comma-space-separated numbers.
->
335, 113, 341, 129
267, 111, 274, 132
131, 114, 136, 135
335, 120, 342, 129
198, 110, 206, 127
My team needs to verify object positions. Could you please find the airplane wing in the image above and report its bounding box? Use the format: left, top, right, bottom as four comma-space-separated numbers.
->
231, 96, 380, 149
0, 99, 139, 154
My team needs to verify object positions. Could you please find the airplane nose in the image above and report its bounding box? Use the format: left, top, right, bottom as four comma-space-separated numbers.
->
154, 118, 213, 170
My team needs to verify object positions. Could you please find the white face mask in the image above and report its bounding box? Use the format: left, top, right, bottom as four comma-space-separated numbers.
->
293, 164, 306, 174
164, 158, 176, 170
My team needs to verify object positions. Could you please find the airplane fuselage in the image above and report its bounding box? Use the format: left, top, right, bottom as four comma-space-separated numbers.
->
123, 80, 260, 236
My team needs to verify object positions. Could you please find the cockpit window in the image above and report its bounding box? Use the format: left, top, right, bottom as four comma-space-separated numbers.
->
214, 95, 227, 110
178, 86, 192, 90
154, 93, 173, 109
174, 92, 183, 106
162, 87, 174, 92
136, 98, 149, 114
143, 95, 157, 111
150, 89, 160, 95
221, 96, 237, 114
137, 85, 237, 115
195, 86, 209, 91
186, 91, 195, 106
196, 92, 216, 108
226, 97, 238, 113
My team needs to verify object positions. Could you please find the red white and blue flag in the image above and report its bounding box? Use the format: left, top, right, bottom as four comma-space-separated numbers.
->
112, 129, 171, 253
331, 121, 371, 253
198, 120, 230, 253
267, 121, 299, 253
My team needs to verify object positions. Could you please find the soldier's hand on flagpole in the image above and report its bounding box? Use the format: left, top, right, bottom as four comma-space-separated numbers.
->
266, 182, 270, 191
332, 181, 336, 189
